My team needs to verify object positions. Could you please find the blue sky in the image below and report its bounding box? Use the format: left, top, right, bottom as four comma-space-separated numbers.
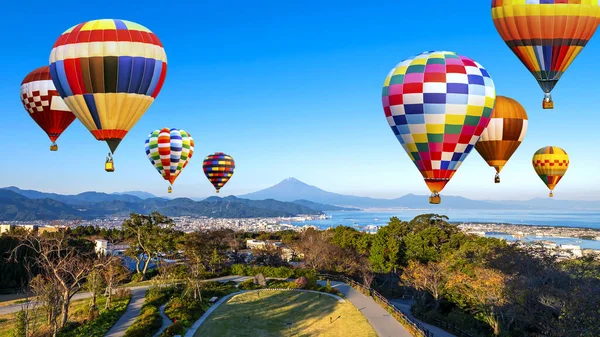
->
1, 1, 599, 200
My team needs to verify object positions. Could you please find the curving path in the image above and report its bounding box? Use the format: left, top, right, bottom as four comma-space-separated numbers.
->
153, 304, 173, 337
317, 280, 412, 337
104, 286, 150, 337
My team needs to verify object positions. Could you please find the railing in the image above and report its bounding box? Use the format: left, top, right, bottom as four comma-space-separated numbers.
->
318, 273, 434, 337
433, 319, 476, 337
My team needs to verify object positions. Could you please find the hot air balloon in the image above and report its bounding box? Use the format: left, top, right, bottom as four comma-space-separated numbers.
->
49, 19, 167, 171
20, 66, 76, 151
475, 96, 528, 184
491, 1, 600, 109
145, 128, 194, 193
203, 153, 235, 193
532, 146, 569, 198
382, 51, 496, 204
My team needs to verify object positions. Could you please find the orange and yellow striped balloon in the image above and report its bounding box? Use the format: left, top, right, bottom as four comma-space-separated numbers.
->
532, 146, 569, 197
491, 0, 600, 109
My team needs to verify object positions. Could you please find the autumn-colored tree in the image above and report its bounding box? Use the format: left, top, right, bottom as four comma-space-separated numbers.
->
447, 267, 509, 336
401, 259, 450, 310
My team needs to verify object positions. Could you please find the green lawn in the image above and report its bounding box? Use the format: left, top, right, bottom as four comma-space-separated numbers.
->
194, 291, 377, 337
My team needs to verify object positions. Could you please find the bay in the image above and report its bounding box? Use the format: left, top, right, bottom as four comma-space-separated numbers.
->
290, 209, 600, 230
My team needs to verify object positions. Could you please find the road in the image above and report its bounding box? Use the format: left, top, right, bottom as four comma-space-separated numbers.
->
317, 280, 412, 337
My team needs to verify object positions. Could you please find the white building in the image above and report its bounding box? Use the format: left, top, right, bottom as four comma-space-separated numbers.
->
246, 239, 266, 249
559, 244, 583, 258
95, 239, 129, 256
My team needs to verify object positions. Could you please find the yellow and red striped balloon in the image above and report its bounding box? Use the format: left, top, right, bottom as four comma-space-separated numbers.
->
532, 146, 569, 197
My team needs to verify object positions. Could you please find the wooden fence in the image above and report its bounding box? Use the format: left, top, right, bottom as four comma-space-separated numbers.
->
317, 273, 434, 337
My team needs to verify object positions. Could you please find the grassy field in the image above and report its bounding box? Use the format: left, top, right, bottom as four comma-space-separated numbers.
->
194, 291, 377, 337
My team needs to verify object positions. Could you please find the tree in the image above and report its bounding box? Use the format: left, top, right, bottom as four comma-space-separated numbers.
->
447, 267, 509, 336
122, 212, 175, 280
85, 269, 105, 310
401, 260, 450, 310
369, 217, 406, 275
102, 257, 130, 309
30, 275, 61, 336
11, 231, 103, 332
209, 248, 223, 274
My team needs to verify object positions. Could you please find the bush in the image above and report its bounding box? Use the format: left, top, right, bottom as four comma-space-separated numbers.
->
295, 276, 308, 289
201, 281, 238, 298
123, 287, 173, 337
159, 321, 187, 337
230, 264, 317, 279
266, 280, 296, 289
58, 295, 131, 337
238, 279, 259, 290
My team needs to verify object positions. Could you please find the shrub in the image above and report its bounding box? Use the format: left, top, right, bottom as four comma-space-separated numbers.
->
295, 276, 308, 289
159, 321, 187, 337
229, 264, 317, 279
123, 287, 173, 337
238, 279, 259, 290
58, 295, 131, 337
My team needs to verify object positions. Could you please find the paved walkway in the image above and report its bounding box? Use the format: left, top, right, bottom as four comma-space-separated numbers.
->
318, 280, 412, 337
104, 286, 150, 337
390, 299, 456, 337
153, 304, 173, 337
184, 289, 345, 337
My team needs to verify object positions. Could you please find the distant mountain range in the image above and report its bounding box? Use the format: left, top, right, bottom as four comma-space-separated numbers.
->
1, 177, 598, 221
0, 186, 354, 221
239, 178, 600, 210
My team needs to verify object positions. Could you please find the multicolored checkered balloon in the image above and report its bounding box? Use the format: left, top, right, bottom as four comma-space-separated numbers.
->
145, 128, 194, 193
382, 51, 496, 204
203, 152, 235, 193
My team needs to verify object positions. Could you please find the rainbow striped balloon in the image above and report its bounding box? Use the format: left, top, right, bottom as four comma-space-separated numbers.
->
49, 19, 167, 154
145, 128, 194, 191
203, 152, 235, 193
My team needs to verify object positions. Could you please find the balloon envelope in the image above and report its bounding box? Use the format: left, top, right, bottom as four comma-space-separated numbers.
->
491, 1, 600, 103
532, 146, 569, 196
145, 128, 194, 186
203, 153, 235, 193
20, 66, 75, 147
475, 95, 528, 175
382, 51, 496, 198
49, 19, 167, 154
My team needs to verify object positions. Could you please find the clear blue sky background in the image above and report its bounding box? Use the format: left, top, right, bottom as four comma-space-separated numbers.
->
1, 1, 598, 200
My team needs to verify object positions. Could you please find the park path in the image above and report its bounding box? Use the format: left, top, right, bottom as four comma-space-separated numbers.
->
153, 304, 173, 337
104, 286, 150, 337
318, 280, 413, 337
390, 299, 456, 337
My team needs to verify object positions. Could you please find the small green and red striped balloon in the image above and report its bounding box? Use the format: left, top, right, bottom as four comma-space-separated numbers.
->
203, 152, 235, 193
